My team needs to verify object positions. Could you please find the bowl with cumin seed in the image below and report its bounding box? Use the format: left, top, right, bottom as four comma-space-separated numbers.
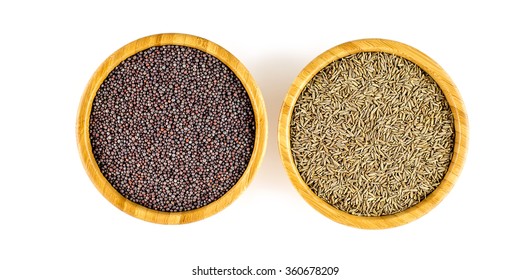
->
278, 39, 468, 229
77, 33, 267, 224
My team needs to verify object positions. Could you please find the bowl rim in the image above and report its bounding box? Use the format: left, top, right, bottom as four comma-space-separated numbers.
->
76, 33, 267, 224
278, 38, 468, 229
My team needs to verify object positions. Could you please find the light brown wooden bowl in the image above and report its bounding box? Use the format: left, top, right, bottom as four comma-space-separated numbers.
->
77, 33, 267, 224
278, 39, 468, 229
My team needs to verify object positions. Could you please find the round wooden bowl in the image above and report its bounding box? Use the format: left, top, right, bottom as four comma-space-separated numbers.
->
278, 39, 468, 229
77, 33, 267, 224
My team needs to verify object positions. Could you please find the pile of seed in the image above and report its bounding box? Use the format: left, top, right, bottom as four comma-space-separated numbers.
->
290, 52, 454, 217
89, 45, 255, 212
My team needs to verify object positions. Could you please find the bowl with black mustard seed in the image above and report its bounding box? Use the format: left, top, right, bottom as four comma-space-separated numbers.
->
278, 39, 468, 229
77, 33, 267, 224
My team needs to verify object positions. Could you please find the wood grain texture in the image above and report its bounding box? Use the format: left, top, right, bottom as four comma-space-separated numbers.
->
278, 39, 468, 229
77, 33, 267, 224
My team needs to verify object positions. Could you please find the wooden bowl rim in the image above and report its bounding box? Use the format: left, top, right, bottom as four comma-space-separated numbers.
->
76, 33, 267, 224
278, 38, 468, 229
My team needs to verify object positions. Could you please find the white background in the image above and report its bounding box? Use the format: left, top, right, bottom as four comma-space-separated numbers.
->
1, 1, 530, 279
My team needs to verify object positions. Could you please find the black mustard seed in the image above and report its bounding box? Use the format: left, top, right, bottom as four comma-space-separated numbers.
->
89, 45, 256, 212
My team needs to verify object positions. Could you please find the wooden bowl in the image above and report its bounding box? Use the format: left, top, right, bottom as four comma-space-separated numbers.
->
77, 33, 267, 224
278, 39, 468, 229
